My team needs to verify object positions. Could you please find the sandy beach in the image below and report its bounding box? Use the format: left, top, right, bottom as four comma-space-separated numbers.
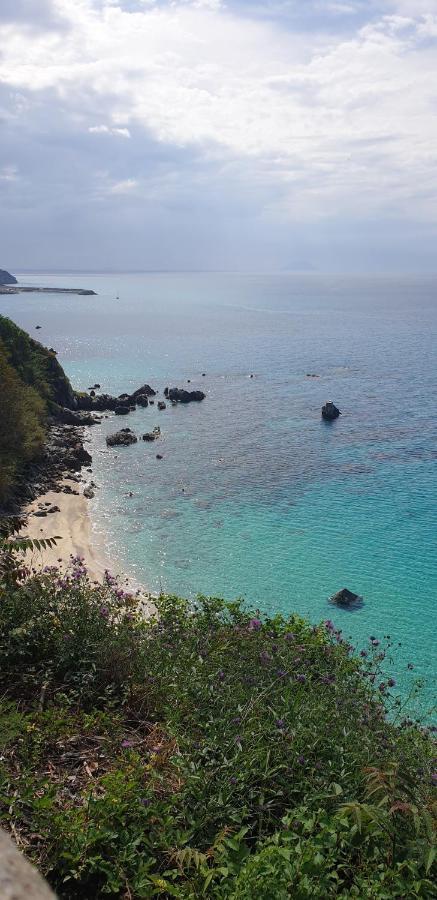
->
23, 478, 142, 591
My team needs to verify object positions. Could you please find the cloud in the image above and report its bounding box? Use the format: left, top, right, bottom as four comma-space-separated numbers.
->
89, 124, 131, 137
109, 177, 138, 192
0, 0, 436, 270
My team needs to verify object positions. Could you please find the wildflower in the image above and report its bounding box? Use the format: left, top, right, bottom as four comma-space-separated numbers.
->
296, 674, 306, 684
99, 606, 109, 618
276, 669, 287, 678
276, 719, 285, 730
232, 716, 241, 725
324, 620, 334, 631
249, 618, 262, 630
230, 776, 237, 785
121, 739, 133, 748
218, 670, 225, 681
387, 678, 396, 688
259, 650, 272, 664
297, 755, 305, 765
140, 798, 151, 807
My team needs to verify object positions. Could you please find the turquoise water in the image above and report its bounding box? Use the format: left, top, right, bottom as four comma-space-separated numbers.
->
3, 272, 436, 714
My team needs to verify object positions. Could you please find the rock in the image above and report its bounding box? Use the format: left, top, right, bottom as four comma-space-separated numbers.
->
0, 827, 56, 899
164, 387, 169, 397
90, 390, 95, 397
83, 485, 95, 498
306, 373, 320, 378
130, 384, 156, 398
157, 401, 166, 410
142, 432, 157, 442
149, 399, 155, 405
202, 373, 206, 377
322, 401, 341, 421
167, 387, 205, 403
0, 268, 18, 285
35, 325, 42, 329
47, 505, 60, 513
33, 510, 47, 517
156, 454, 163, 459
135, 394, 149, 407
106, 430, 138, 447
114, 405, 130, 415
330, 588, 363, 609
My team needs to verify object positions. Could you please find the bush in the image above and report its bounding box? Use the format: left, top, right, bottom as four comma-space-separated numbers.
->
0, 550, 435, 897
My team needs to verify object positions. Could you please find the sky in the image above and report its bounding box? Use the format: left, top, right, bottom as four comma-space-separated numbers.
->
0, 0, 436, 272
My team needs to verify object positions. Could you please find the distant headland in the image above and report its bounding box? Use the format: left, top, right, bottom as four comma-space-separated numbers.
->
0, 267, 96, 296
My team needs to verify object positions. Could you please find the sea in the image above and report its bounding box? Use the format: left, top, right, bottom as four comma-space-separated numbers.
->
3, 272, 436, 717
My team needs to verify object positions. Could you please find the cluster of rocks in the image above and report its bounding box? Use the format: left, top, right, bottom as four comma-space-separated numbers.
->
164, 387, 205, 403
106, 426, 162, 448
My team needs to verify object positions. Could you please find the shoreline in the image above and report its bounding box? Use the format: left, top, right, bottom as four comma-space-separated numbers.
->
23, 478, 147, 596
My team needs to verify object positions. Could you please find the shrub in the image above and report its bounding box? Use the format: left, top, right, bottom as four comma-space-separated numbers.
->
0, 550, 435, 897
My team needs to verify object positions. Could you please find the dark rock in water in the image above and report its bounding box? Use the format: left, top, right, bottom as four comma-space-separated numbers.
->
330, 588, 363, 609
156, 453, 163, 459
322, 401, 341, 421
83, 485, 95, 498
149, 399, 155, 405
114, 405, 130, 415
130, 383, 156, 398
306, 373, 320, 378
143, 432, 157, 442
164, 387, 169, 397
135, 394, 149, 407
54, 407, 99, 426
167, 387, 205, 403
0, 268, 17, 285
202, 373, 206, 377
158, 401, 166, 410
90, 390, 95, 397
33, 509, 47, 517
106, 430, 137, 447
35, 325, 42, 330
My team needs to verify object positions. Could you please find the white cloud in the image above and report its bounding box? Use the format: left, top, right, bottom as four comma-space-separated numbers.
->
89, 124, 131, 137
0, 164, 19, 181
109, 177, 139, 193
0, 0, 436, 223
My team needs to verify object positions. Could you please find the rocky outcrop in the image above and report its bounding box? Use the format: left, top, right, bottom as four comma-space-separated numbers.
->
330, 588, 363, 609
0, 269, 17, 285
106, 429, 138, 447
167, 387, 205, 403
142, 427, 161, 442
0, 828, 56, 899
130, 384, 156, 399
158, 401, 166, 410
75, 384, 157, 414
322, 401, 340, 421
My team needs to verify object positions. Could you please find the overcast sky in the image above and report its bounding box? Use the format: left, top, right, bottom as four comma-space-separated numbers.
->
1, 0, 436, 272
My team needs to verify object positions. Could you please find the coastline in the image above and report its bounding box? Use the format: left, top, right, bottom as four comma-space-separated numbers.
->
23, 478, 146, 595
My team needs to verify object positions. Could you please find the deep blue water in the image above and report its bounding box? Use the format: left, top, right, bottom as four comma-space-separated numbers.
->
3, 272, 436, 716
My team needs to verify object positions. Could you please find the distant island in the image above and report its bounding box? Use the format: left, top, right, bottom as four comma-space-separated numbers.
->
0, 266, 96, 296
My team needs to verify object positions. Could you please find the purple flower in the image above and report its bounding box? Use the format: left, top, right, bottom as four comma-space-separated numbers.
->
276, 669, 287, 678
297, 755, 305, 765
324, 620, 335, 631
387, 678, 396, 688
230, 776, 237, 785
121, 739, 133, 748
99, 606, 109, 618
218, 670, 225, 681
249, 618, 262, 631
232, 716, 241, 725
276, 719, 285, 730
140, 798, 151, 807
296, 674, 306, 684
235, 734, 242, 744
259, 650, 272, 665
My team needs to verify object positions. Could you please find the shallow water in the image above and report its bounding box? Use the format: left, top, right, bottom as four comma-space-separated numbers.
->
3, 272, 436, 715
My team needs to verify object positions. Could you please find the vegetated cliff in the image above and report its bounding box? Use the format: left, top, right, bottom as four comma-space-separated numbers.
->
0, 316, 76, 504
0, 269, 17, 285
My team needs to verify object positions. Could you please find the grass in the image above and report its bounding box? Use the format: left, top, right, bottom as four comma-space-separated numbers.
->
0, 548, 435, 898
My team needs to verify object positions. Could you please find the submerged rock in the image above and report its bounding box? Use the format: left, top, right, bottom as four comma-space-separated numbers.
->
158, 401, 166, 410
322, 401, 341, 421
330, 588, 363, 609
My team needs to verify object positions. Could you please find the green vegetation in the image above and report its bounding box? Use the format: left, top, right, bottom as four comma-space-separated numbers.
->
0, 531, 435, 897
0, 315, 75, 505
